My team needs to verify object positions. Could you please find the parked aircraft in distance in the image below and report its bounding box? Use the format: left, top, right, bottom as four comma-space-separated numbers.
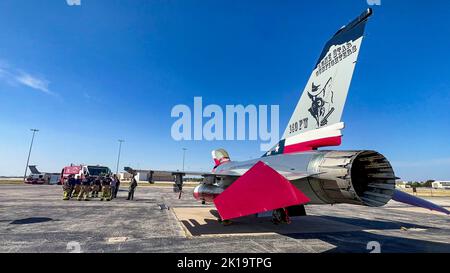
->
26, 165, 60, 185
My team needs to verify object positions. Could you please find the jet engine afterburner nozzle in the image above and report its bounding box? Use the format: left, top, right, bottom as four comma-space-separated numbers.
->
305, 150, 396, 207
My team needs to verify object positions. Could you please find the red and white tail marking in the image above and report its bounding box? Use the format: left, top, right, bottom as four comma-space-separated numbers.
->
284, 122, 344, 153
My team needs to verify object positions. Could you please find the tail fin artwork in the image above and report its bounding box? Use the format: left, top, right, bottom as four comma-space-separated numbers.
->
265, 9, 373, 157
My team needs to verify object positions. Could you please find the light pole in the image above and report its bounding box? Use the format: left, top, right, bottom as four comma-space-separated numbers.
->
182, 148, 187, 171
116, 139, 125, 174
23, 129, 39, 182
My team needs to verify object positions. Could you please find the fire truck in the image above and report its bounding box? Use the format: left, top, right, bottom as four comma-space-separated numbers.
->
60, 164, 112, 184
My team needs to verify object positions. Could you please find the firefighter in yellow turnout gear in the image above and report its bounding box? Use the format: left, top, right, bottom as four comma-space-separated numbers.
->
78, 175, 92, 201
100, 175, 112, 201
62, 174, 75, 200
91, 178, 101, 198
72, 176, 82, 198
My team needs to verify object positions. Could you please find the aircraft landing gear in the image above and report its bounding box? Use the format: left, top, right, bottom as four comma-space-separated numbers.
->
217, 218, 232, 226
271, 208, 291, 225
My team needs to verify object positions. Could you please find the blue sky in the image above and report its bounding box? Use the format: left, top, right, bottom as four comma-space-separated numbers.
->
0, 0, 449, 181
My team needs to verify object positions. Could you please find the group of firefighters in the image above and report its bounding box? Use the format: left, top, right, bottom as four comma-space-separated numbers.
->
62, 173, 138, 201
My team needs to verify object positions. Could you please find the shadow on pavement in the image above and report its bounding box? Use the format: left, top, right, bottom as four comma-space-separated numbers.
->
10, 217, 53, 225
176, 208, 450, 252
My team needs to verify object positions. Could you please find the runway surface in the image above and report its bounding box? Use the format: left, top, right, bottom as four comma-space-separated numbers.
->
0, 184, 449, 253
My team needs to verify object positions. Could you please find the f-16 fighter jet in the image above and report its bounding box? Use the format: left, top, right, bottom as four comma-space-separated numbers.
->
126, 9, 449, 224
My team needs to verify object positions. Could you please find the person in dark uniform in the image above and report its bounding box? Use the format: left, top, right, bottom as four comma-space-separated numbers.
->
113, 174, 120, 198
110, 175, 117, 199
127, 175, 138, 200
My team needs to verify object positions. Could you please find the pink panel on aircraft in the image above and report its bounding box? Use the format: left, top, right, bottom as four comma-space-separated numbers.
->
283, 136, 341, 153
214, 161, 310, 220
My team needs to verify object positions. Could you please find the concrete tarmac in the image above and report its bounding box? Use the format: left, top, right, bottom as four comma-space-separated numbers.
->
0, 184, 449, 253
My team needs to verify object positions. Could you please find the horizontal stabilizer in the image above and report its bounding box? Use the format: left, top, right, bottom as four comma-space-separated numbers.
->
214, 161, 310, 220
392, 190, 449, 215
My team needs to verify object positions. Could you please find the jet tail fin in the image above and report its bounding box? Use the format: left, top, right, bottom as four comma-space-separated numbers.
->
265, 9, 373, 157
28, 165, 41, 174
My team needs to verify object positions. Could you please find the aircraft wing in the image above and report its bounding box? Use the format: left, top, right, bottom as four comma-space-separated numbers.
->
124, 166, 315, 181
124, 167, 240, 178
125, 163, 318, 220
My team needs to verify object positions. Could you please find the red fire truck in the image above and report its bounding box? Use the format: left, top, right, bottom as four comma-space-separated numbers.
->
60, 164, 112, 184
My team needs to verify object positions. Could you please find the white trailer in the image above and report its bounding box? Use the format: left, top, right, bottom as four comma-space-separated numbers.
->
432, 181, 450, 189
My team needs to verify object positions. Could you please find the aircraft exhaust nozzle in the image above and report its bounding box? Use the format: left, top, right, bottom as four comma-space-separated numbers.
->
301, 150, 396, 207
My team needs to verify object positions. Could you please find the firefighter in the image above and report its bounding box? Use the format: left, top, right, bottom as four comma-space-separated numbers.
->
62, 174, 75, 200
72, 175, 82, 198
91, 177, 101, 198
100, 175, 112, 201
78, 174, 91, 201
